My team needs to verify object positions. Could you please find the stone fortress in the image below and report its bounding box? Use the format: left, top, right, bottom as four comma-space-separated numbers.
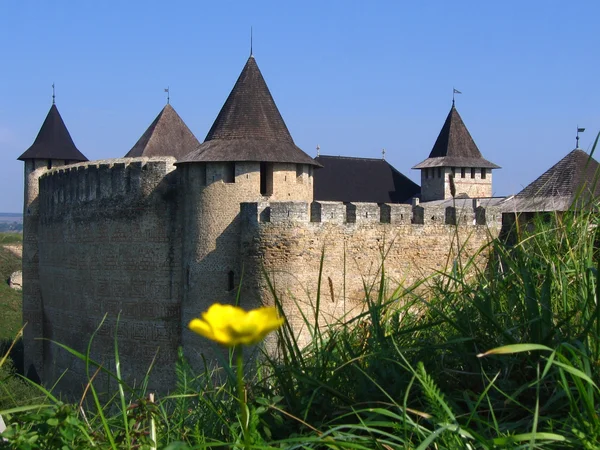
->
19, 52, 593, 393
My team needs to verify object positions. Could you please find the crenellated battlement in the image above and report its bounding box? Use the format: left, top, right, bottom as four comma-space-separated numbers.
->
38, 157, 177, 218
241, 199, 502, 228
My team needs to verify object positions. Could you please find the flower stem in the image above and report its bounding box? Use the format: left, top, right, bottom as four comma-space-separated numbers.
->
237, 351, 250, 449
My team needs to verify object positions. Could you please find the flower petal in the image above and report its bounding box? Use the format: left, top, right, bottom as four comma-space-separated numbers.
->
188, 304, 284, 346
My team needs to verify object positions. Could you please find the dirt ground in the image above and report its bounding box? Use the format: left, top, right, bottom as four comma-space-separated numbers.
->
3, 244, 22, 258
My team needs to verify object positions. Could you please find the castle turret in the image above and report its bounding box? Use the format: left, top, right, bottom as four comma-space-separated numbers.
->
176, 55, 320, 364
18, 102, 88, 380
413, 104, 499, 201
124, 103, 200, 159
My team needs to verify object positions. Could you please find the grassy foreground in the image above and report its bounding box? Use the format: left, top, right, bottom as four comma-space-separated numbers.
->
1, 211, 600, 448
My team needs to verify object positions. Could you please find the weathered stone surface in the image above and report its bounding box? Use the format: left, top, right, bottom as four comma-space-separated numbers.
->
9, 270, 22, 290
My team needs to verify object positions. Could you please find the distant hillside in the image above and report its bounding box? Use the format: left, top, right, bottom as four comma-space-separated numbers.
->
0, 213, 23, 233
0, 213, 22, 223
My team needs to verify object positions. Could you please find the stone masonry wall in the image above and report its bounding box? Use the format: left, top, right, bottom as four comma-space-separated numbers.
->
180, 161, 313, 368
22, 160, 50, 380
35, 157, 181, 394
240, 201, 501, 348
421, 167, 493, 201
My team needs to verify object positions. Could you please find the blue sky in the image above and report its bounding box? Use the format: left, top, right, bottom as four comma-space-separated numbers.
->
1, 1, 599, 212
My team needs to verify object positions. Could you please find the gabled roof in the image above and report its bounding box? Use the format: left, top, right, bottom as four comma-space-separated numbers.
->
413, 105, 499, 169
18, 104, 88, 162
502, 149, 600, 212
314, 155, 420, 203
177, 56, 319, 166
124, 104, 200, 159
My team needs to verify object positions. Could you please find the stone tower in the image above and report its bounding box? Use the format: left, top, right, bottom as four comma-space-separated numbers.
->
413, 103, 499, 201
18, 102, 88, 379
176, 55, 320, 364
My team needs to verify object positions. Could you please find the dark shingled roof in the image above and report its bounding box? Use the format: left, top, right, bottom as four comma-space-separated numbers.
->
178, 56, 319, 166
124, 104, 200, 159
18, 104, 88, 162
413, 105, 499, 169
314, 155, 420, 203
517, 149, 600, 199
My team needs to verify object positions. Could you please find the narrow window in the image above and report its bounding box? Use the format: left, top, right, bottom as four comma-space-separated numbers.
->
461, 168, 465, 178
200, 164, 207, 186
437, 167, 441, 178
481, 168, 487, 179
228, 270, 235, 291
296, 164, 303, 183
471, 168, 475, 178
260, 162, 273, 196
224, 162, 235, 183
451, 167, 455, 177
47, 160, 52, 170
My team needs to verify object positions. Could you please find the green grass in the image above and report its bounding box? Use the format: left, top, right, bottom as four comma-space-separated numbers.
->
0, 232, 23, 245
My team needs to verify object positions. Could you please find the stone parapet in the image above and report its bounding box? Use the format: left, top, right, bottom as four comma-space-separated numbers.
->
38, 157, 176, 219
241, 201, 502, 228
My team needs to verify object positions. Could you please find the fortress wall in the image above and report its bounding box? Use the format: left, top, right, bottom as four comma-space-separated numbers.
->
241, 201, 501, 347
36, 157, 181, 393
180, 161, 314, 367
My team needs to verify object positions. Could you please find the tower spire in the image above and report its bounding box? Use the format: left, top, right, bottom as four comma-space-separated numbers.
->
452, 88, 461, 107
250, 26, 253, 56
52, 83, 55, 105
165, 87, 170, 105
576, 126, 585, 149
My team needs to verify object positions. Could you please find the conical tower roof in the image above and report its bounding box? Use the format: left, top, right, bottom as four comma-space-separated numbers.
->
413, 105, 499, 169
502, 149, 600, 212
125, 104, 200, 158
18, 104, 88, 161
178, 56, 319, 166
517, 149, 600, 199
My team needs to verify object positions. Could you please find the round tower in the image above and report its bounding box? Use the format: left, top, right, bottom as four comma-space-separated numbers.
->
18, 101, 87, 380
176, 55, 320, 365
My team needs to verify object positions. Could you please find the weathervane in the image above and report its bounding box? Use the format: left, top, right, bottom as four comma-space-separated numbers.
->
165, 87, 170, 104
250, 26, 253, 56
52, 83, 55, 105
576, 126, 585, 149
382, 148, 386, 161
316, 144, 320, 157
452, 88, 461, 106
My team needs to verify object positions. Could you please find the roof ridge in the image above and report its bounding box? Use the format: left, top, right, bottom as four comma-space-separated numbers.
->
317, 155, 387, 162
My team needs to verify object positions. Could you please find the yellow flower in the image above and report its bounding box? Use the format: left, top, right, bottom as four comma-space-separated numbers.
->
189, 304, 284, 347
